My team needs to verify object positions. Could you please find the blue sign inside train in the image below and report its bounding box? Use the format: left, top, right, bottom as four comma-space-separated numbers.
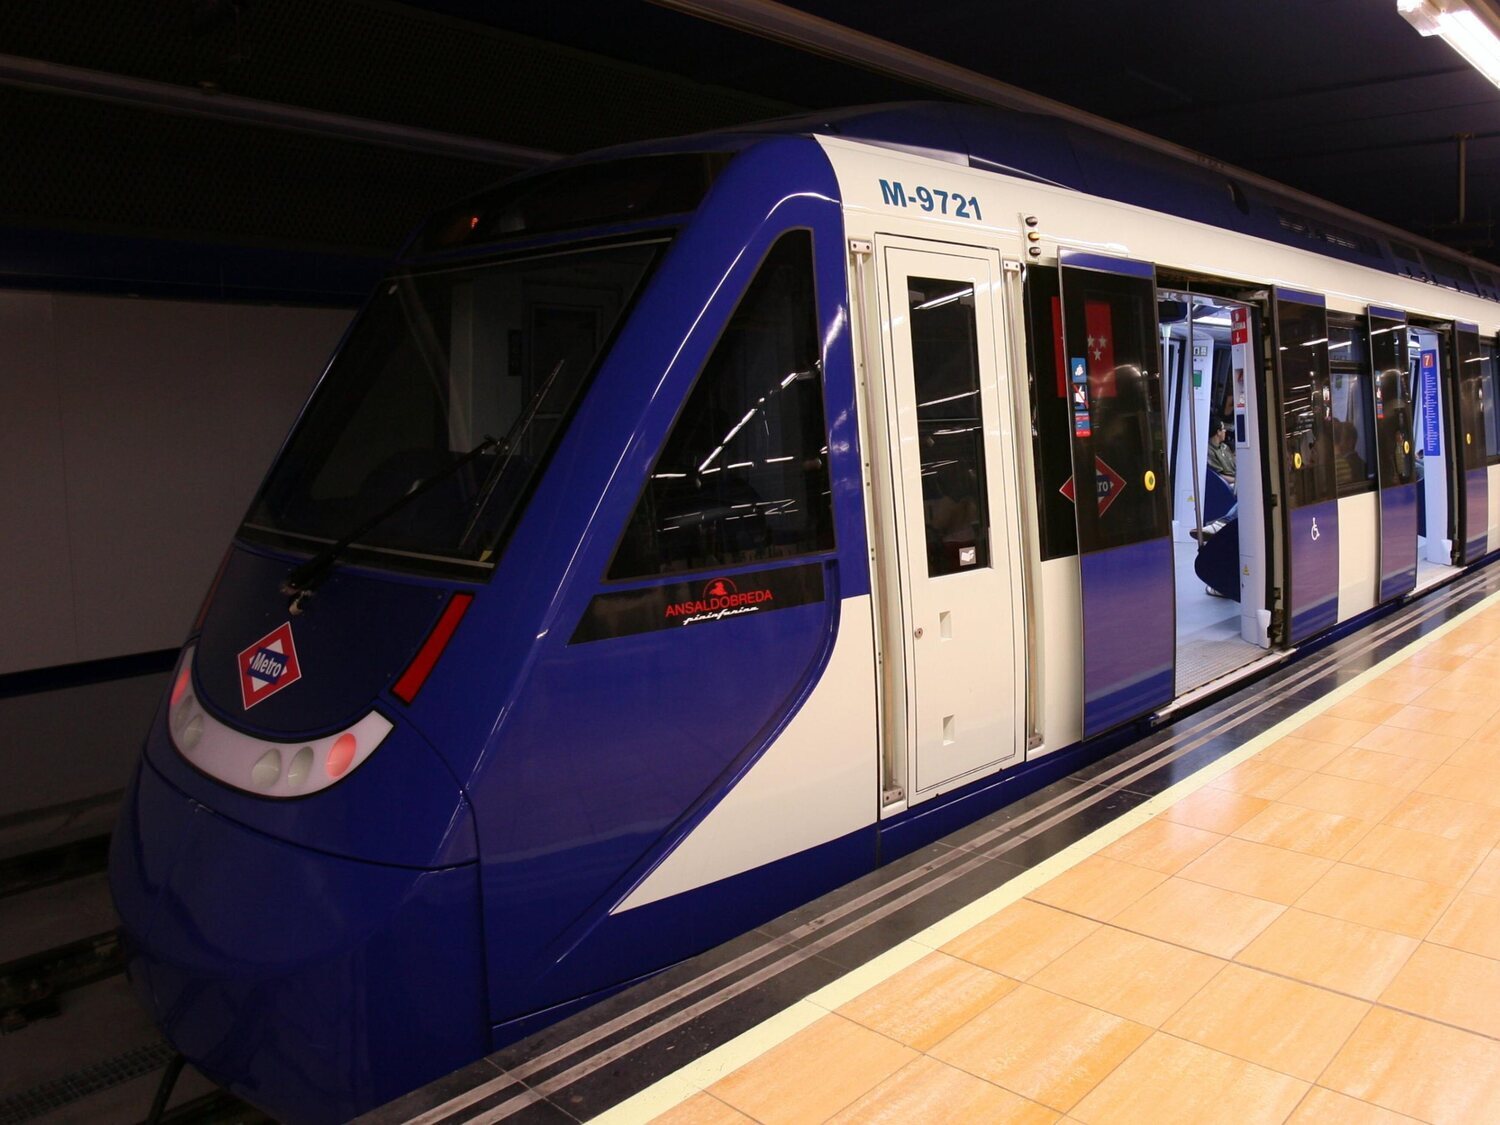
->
1421, 349, 1439, 457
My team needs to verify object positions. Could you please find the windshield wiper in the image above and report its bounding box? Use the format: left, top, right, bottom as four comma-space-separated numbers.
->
280, 434, 499, 613
456, 357, 569, 548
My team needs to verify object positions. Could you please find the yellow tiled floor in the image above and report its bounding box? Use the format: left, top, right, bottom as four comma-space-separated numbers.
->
647, 600, 1500, 1124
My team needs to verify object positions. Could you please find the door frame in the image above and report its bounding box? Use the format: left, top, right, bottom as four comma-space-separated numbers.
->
855, 233, 1028, 810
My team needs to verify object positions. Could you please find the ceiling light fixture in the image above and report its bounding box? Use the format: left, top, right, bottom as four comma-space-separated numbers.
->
1399, 0, 1500, 89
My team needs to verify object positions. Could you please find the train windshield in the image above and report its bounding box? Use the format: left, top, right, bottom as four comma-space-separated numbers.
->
243, 238, 666, 571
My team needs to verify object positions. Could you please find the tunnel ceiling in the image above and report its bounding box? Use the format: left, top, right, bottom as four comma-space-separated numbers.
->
0, 0, 1496, 264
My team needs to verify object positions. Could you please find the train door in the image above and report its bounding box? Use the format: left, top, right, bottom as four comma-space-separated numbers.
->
1059, 252, 1174, 735
1159, 290, 1270, 692
1454, 321, 1488, 564
1410, 322, 1458, 585
1272, 289, 1340, 642
872, 239, 1025, 802
1369, 307, 1417, 601
1486, 337, 1500, 554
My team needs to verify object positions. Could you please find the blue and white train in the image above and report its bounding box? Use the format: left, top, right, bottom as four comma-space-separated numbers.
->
109, 103, 1500, 1122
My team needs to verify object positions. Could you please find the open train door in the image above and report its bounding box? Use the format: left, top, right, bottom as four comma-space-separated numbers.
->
1369, 306, 1417, 601
1453, 321, 1488, 564
1059, 251, 1173, 736
1273, 288, 1340, 642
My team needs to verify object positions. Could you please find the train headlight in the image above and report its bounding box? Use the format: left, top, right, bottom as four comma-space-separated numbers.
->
166, 645, 393, 797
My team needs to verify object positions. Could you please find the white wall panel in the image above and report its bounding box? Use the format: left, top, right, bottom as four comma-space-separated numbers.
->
49, 295, 349, 662
0, 293, 75, 673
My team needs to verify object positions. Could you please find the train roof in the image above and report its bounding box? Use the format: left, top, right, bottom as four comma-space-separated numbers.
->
530, 101, 1500, 306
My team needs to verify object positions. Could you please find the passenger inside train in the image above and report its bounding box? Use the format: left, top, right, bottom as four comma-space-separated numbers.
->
1158, 290, 1265, 693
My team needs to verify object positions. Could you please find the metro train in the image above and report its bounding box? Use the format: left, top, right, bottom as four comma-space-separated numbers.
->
109, 102, 1500, 1122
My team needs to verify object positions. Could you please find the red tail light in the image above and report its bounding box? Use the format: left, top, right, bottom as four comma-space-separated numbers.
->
171, 666, 192, 707
392, 593, 473, 704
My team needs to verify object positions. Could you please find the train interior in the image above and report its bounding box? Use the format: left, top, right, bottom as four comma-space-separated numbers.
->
1411, 323, 1459, 587
1160, 291, 1267, 693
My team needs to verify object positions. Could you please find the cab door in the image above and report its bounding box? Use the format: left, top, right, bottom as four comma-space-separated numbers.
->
1274, 288, 1340, 641
1059, 251, 1173, 736
875, 240, 1024, 800
1369, 306, 1417, 601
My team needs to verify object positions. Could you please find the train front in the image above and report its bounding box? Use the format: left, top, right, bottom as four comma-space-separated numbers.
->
108, 136, 860, 1123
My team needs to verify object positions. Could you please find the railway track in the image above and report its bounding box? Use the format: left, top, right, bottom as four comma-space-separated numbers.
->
0, 835, 265, 1124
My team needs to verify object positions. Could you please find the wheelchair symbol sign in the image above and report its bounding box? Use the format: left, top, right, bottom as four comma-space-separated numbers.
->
1310, 518, 1320, 542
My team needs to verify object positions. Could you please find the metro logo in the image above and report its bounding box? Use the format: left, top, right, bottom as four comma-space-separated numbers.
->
237, 622, 303, 710
1058, 457, 1128, 518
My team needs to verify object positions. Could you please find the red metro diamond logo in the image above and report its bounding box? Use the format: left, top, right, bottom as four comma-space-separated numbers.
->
1058, 456, 1128, 518
237, 622, 303, 710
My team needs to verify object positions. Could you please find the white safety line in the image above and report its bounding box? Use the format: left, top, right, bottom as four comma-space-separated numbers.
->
593, 589, 1500, 1123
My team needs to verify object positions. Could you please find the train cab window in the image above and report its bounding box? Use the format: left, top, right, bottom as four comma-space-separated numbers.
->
243, 239, 665, 572
607, 231, 834, 579
1021, 265, 1078, 559
1326, 312, 1377, 497
908, 276, 992, 577
1277, 300, 1336, 508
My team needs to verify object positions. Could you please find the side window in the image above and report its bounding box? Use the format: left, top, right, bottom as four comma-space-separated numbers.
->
1327, 312, 1377, 497
1021, 265, 1078, 559
1456, 326, 1487, 471
1484, 341, 1500, 466
1369, 313, 1414, 488
608, 231, 835, 580
1278, 298, 1336, 509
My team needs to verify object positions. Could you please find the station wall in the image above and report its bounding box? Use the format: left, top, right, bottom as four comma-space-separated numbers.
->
0, 291, 351, 822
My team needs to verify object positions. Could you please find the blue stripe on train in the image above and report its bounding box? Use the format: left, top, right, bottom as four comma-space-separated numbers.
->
1289, 499, 1340, 641
1081, 537, 1175, 736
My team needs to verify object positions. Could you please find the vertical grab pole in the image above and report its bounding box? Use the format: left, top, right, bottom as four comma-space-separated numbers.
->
1186, 298, 1206, 539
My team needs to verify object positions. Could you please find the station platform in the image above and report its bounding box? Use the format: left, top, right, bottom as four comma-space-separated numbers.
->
368, 566, 1500, 1125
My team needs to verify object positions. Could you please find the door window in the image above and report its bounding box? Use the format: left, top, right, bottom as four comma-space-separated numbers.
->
1326, 312, 1377, 497
1061, 267, 1170, 551
1369, 314, 1414, 488
1021, 265, 1078, 560
1455, 325, 1487, 472
1483, 341, 1500, 465
1277, 299, 1335, 509
906, 276, 992, 577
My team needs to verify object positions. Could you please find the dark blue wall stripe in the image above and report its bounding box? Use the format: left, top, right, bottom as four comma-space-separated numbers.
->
1368, 305, 1407, 322
0, 648, 179, 700
0, 226, 382, 306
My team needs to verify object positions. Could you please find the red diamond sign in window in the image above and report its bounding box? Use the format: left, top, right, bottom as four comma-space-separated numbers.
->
1058, 456, 1128, 518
